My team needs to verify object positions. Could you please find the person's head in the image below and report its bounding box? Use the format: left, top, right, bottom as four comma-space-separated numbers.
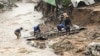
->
20, 27, 23, 30
63, 13, 69, 18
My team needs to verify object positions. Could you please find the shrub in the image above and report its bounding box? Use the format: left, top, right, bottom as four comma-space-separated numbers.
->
0, 4, 4, 9
63, 0, 71, 5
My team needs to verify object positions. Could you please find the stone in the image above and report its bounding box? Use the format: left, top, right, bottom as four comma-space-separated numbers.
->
51, 41, 74, 55
84, 42, 100, 56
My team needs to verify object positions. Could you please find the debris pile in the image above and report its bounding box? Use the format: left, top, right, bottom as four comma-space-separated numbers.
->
84, 42, 100, 56
51, 40, 74, 55
27, 40, 46, 49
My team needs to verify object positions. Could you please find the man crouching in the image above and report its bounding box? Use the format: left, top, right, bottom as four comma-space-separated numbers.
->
14, 27, 23, 39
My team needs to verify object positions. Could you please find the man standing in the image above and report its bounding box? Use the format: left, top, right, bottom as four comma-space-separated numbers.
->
63, 13, 72, 35
14, 27, 23, 39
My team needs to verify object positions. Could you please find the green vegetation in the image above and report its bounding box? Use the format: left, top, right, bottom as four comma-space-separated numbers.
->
63, 0, 70, 5
0, 4, 4, 9
43, 0, 56, 6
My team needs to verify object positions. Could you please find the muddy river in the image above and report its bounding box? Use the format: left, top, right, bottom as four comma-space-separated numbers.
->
0, 2, 58, 56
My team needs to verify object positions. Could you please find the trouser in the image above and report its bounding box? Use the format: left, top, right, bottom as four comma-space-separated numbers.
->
34, 31, 41, 39
57, 26, 63, 36
34, 30, 40, 36
14, 32, 20, 39
57, 26, 62, 31
65, 25, 70, 35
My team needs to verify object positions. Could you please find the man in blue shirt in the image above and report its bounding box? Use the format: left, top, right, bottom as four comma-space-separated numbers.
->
57, 23, 65, 36
33, 25, 41, 36
57, 23, 65, 31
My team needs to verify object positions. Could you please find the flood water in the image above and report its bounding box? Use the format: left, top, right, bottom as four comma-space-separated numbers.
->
0, 2, 58, 56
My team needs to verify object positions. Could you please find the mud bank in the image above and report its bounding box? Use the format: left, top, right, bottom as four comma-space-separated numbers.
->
71, 8, 100, 26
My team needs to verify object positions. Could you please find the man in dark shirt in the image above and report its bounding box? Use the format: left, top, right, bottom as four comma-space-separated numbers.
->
14, 27, 23, 39
64, 17, 72, 35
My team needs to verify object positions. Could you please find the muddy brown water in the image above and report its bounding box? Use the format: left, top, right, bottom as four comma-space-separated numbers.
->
0, 2, 59, 56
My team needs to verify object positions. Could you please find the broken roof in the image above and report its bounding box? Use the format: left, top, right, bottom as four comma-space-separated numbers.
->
43, 0, 56, 6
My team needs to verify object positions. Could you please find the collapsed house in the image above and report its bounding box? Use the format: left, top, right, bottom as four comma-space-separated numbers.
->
35, 0, 97, 25
71, 0, 95, 7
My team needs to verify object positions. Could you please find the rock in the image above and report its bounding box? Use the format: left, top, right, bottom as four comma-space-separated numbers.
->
75, 46, 85, 53
52, 41, 74, 55
27, 40, 46, 49
37, 42, 46, 49
84, 42, 100, 56
93, 32, 100, 38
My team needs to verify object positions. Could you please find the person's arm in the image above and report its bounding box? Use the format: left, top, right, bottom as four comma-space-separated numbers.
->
38, 26, 41, 32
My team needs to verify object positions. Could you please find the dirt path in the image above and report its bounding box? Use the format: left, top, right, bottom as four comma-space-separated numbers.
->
0, 2, 58, 56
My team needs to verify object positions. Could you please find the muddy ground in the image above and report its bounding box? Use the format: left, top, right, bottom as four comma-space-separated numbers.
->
47, 3, 100, 56
72, 3, 100, 26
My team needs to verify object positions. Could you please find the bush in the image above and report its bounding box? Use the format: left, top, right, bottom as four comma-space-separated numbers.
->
0, 4, 4, 9
63, 0, 70, 5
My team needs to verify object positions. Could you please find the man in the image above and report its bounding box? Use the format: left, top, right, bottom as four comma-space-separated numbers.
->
14, 27, 23, 39
57, 23, 65, 35
33, 24, 41, 36
57, 23, 65, 31
63, 13, 72, 35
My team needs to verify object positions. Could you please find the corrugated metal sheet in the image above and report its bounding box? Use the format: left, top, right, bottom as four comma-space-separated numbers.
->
43, 0, 56, 6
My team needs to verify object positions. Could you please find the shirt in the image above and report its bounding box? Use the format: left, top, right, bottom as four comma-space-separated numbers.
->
58, 24, 65, 28
34, 25, 40, 31
64, 17, 71, 26
15, 29, 21, 33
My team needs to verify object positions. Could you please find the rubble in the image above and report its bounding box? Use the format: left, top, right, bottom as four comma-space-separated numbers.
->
27, 40, 46, 49
84, 42, 100, 56
51, 40, 74, 55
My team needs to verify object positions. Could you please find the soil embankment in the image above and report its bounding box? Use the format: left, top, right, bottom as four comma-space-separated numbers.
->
72, 3, 100, 26
49, 3, 100, 56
